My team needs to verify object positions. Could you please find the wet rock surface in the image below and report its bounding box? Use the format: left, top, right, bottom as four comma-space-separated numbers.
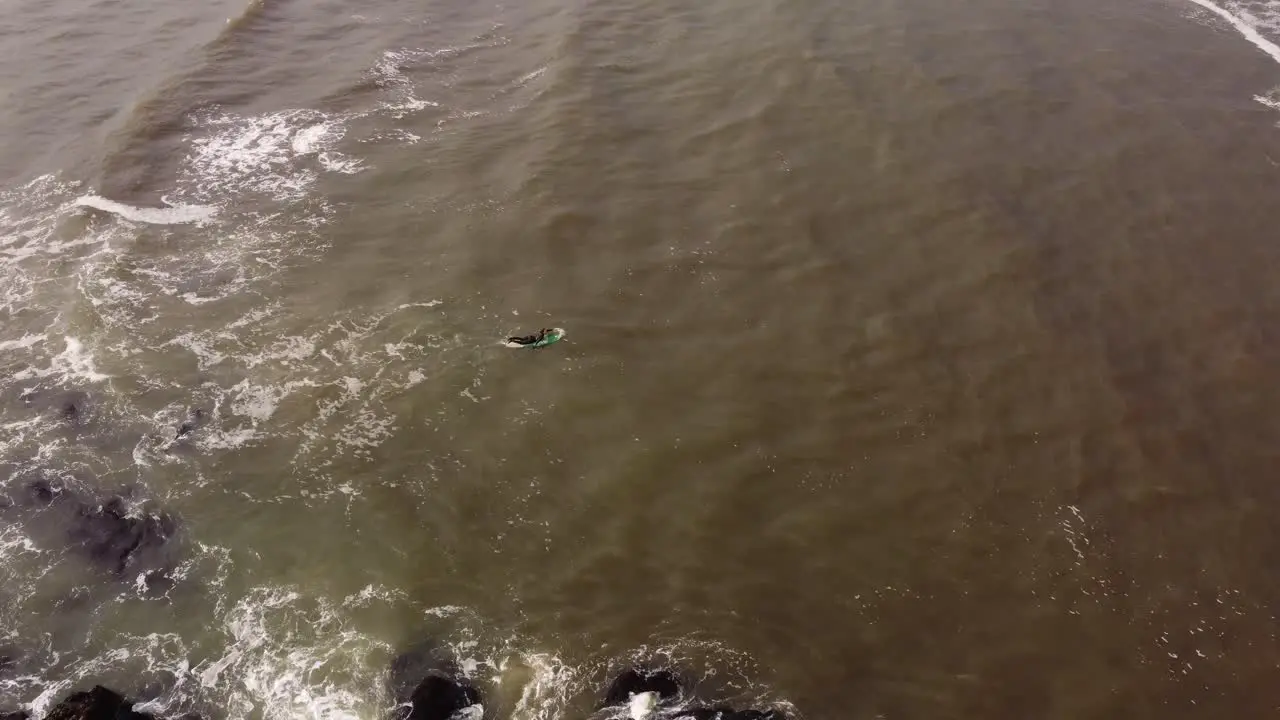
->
2, 475, 182, 593
42, 686, 155, 720
401, 671, 481, 720
388, 643, 482, 720
69, 496, 179, 578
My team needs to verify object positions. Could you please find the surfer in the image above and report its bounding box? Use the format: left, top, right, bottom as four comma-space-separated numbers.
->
507, 328, 552, 346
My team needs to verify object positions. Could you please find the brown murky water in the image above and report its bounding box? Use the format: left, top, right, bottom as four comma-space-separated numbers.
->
3, 0, 1280, 717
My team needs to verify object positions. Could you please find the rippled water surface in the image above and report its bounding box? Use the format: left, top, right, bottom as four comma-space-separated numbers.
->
4, 0, 1280, 717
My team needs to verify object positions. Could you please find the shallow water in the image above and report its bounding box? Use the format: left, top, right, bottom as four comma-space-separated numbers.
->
3, 0, 1280, 717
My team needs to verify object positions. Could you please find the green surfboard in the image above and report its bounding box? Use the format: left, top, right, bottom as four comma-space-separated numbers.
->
505, 327, 565, 348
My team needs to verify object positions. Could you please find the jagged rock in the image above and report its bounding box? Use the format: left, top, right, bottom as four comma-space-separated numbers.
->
603, 668, 683, 707
43, 686, 155, 720
399, 671, 481, 720
22, 476, 68, 507
388, 641, 452, 702
173, 409, 206, 443
387, 643, 482, 720
73, 499, 180, 595
69, 497, 178, 578
0, 474, 181, 593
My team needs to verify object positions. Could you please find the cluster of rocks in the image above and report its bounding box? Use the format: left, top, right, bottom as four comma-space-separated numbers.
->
3, 391, 789, 720
2, 475, 182, 594
0, 685, 197, 720
387, 654, 786, 720
1, 656, 787, 720
1, 389, 201, 594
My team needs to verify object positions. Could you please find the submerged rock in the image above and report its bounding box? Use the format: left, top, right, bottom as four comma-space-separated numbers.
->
43, 686, 155, 720
4, 474, 183, 593
173, 408, 206, 443
23, 477, 67, 507
19, 389, 95, 431
388, 643, 482, 720
400, 671, 481, 720
69, 497, 178, 576
603, 667, 786, 720
388, 641, 452, 702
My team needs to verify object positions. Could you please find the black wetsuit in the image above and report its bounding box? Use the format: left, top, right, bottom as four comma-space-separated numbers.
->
508, 329, 550, 345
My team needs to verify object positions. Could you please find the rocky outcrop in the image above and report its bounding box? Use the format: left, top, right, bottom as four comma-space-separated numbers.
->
388, 643, 483, 720
172, 409, 206, 443
69, 496, 179, 582
21, 685, 201, 720
3, 476, 182, 593
42, 686, 155, 720
401, 671, 481, 720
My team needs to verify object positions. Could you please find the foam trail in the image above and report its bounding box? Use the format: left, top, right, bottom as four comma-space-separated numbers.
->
74, 195, 218, 225
1183, 0, 1280, 64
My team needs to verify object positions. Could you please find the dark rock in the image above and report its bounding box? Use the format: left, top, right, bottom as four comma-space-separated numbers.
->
68, 497, 179, 582
0, 711, 31, 720
24, 477, 67, 506
43, 686, 155, 720
0, 471, 184, 594
603, 668, 683, 707
49, 391, 93, 429
397, 671, 481, 720
388, 641, 453, 702
18, 387, 96, 433
387, 642, 482, 720
174, 409, 206, 442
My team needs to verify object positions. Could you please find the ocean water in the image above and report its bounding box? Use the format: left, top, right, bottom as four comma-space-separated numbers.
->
3, 0, 1280, 717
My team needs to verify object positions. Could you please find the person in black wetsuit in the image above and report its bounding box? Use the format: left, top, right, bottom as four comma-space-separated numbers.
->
508, 328, 551, 345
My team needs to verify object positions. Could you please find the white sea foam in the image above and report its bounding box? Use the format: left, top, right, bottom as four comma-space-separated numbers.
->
194, 587, 388, 720
291, 122, 342, 155
0, 332, 46, 352
229, 378, 317, 423
381, 95, 441, 119
318, 152, 367, 174
1183, 0, 1280, 64
179, 108, 362, 205
11, 336, 109, 383
1256, 86, 1280, 110
73, 195, 218, 226
629, 691, 658, 720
